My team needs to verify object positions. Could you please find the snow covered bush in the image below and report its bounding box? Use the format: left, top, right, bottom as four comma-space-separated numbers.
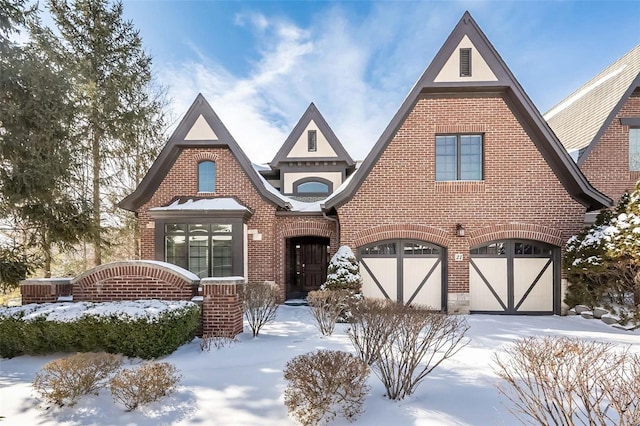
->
320, 245, 363, 323
0, 300, 200, 359
109, 362, 181, 411
565, 188, 640, 312
283, 350, 370, 425
366, 305, 469, 400
33, 352, 122, 407
243, 282, 279, 337
322, 246, 361, 292
494, 336, 640, 426
306, 290, 351, 336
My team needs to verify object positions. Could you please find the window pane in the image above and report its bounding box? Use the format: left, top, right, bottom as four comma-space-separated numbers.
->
165, 235, 187, 270
404, 242, 439, 255
436, 136, 457, 181
212, 235, 233, 277
460, 135, 482, 180
189, 224, 209, 278
362, 243, 396, 255
165, 224, 186, 234
198, 161, 216, 192
211, 224, 232, 233
630, 129, 640, 171
297, 181, 330, 193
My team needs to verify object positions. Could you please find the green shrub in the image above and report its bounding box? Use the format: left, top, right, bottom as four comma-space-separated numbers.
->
0, 300, 199, 359
283, 350, 370, 425
33, 352, 122, 407
109, 362, 181, 411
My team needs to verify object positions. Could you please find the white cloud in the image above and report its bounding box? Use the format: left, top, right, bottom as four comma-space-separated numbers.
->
156, 1, 636, 164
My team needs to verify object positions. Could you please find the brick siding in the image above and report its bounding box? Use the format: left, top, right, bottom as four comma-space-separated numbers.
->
337, 93, 587, 297
137, 147, 337, 301
580, 91, 640, 204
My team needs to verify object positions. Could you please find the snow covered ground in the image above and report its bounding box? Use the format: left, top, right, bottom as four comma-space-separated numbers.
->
1, 306, 638, 426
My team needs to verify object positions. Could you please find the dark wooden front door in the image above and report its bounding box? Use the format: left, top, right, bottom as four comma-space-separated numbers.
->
288, 237, 329, 298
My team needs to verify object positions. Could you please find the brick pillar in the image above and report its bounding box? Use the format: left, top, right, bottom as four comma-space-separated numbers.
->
201, 277, 245, 337
20, 278, 73, 305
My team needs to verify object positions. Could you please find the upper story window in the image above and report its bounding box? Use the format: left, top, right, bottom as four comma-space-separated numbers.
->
308, 130, 317, 152
460, 48, 471, 77
629, 128, 640, 171
293, 178, 333, 195
435, 134, 483, 181
198, 161, 216, 192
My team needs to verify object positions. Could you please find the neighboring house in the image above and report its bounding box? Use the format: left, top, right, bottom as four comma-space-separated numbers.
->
545, 45, 640, 206
120, 12, 610, 315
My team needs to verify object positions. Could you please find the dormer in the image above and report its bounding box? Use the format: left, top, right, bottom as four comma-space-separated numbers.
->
266, 103, 355, 201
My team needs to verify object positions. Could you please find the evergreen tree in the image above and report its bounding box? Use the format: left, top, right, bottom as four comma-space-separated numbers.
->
607, 185, 640, 305
323, 246, 362, 292
0, 1, 93, 279
31, 0, 166, 266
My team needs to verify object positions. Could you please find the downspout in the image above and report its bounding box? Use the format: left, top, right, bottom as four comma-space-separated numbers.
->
321, 205, 340, 246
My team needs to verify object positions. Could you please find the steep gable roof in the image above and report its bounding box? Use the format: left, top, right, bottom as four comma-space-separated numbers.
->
544, 45, 640, 164
323, 11, 611, 212
270, 103, 355, 168
119, 94, 291, 211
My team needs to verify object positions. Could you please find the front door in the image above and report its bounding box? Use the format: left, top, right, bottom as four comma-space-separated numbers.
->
288, 237, 329, 298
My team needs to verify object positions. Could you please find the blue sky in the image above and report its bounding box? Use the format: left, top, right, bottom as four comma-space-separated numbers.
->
118, 0, 640, 163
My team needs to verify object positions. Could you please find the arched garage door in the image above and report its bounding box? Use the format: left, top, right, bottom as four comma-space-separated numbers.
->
469, 240, 559, 314
358, 240, 445, 309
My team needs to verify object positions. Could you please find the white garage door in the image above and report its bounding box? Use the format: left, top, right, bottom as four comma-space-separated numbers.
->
359, 240, 444, 310
469, 240, 558, 314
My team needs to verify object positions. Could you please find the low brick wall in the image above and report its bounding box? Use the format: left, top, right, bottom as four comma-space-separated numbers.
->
20, 278, 73, 305
201, 277, 244, 337
19, 262, 247, 339
72, 261, 199, 302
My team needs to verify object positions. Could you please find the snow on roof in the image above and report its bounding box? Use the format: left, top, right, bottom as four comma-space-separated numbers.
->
252, 163, 271, 172
321, 172, 356, 208
149, 198, 249, 212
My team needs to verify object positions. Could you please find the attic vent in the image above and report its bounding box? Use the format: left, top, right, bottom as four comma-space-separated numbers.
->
460, 48, 472, 77
308, 130, 317, 152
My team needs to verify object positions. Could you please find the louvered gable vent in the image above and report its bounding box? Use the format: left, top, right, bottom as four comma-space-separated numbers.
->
460, 48, 471, 77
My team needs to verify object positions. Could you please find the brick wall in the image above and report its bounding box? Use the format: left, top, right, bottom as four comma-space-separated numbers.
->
71, 261, 198, 302
580, 91, 640, 204
138, 148, 278, 284
20, 278, 73, 305
337, 93, 588, 306
137, 146, 339, 301
201, 277, 244, 337
20, 262, 246, 338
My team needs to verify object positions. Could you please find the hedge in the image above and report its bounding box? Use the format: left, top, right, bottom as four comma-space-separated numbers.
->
0, 300, 200, 359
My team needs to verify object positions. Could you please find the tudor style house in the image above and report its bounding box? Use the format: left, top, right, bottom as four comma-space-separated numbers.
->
545, 45, 640, 206
120, 12, 611, 315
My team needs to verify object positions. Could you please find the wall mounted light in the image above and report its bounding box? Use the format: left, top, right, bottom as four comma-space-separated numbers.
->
456, 223, 465, 237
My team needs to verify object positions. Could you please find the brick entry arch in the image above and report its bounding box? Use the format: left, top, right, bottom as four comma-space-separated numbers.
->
274, 218, 338, 301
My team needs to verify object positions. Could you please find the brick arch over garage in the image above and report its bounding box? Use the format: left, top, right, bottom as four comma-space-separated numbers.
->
71, 260, 199, 302
353, 224, 449, 249
274, 218, 338, 301
468, 223, 565, 248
